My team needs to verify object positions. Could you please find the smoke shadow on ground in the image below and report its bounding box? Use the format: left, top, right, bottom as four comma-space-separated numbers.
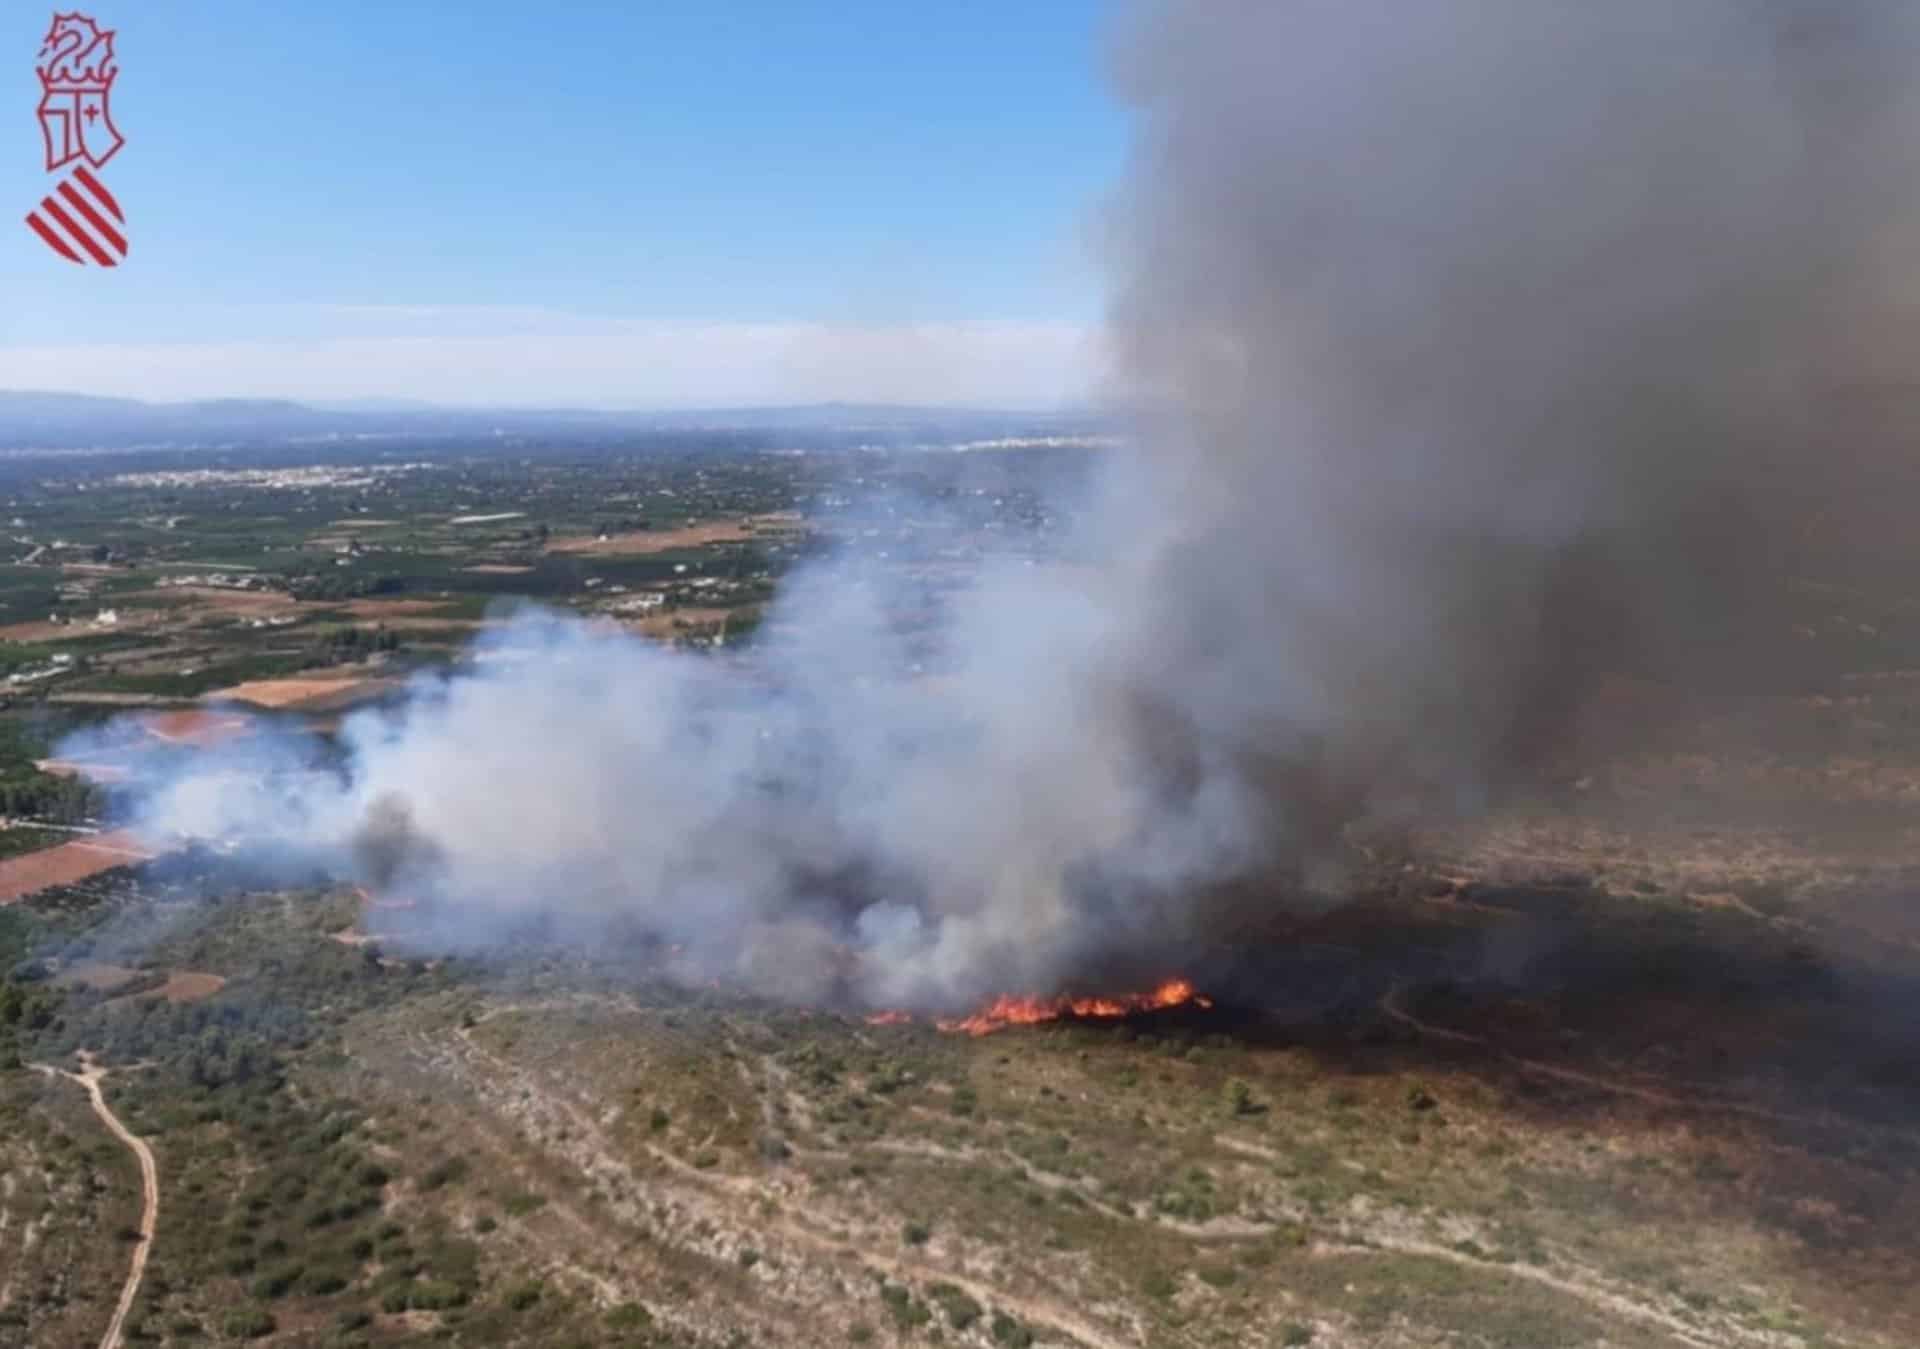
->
1189, 882, 1920, 1136
1132, 881, 1920, 1310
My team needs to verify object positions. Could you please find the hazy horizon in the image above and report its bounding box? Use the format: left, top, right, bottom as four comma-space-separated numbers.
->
2, 3, 1119, 407
0, 382, 1108, 417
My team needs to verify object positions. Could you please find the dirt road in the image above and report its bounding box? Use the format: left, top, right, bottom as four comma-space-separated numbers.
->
31, 1055, 157, 1349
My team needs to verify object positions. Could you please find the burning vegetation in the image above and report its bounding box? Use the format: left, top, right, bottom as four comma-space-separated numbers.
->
867, 978, 1213, 1037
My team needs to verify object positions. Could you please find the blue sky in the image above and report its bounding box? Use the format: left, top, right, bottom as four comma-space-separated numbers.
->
0, 1, 1128, 406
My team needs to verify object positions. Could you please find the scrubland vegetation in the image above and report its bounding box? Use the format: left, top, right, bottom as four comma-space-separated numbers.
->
4, 829, 1917, 1347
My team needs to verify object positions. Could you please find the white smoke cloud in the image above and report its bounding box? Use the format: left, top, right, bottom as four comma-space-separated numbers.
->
75, 1, 1920, 1009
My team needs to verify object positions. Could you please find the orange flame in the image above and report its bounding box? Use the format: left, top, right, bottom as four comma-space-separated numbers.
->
934, 978, 1212, 1037
863, 1009, 914, 1027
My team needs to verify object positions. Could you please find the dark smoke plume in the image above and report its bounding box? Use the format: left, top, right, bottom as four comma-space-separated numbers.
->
84, 1, 1920, 1008
1102, 0, 1920, 812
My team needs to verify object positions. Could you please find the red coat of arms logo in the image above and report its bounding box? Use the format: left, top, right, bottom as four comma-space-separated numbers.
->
24, 11, 128, 267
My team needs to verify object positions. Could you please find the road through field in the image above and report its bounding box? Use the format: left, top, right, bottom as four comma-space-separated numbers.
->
31, 1056, 157, 1349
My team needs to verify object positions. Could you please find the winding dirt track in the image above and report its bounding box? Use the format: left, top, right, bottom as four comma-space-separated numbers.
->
31, 1056, 157, 1349
450, 1011, 1136, 1349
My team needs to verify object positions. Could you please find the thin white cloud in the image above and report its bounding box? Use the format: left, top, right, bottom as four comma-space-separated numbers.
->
0, 319, 1100, 409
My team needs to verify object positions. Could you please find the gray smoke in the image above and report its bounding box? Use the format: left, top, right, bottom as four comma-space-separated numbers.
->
92, 1, 1920, 1008
1103, 0, 1920, 796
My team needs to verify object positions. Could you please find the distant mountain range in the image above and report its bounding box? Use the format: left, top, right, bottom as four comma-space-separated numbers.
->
0, 391, 1109, 452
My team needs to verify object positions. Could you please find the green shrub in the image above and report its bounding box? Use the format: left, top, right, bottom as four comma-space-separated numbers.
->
221, 1307, 276, 1340
1282, 1324, 1314, 1346
499, 1190, 546, 1217
878, 1283, 931, 1329
607, 1303, 654, 1330
302, 1266, 351, 1296
990, 1312, 1034, 1347
249, 1265, 303, 1300
418, 1156, 469, 1191
505, 1280, 543, 1311
1142, 1269, 1179, 1300
934, 1287, 982, 1330
408, 1279, 469, 1311
902, 1220, 931, 1246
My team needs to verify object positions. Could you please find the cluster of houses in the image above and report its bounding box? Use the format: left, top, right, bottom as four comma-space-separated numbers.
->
8, 651, 74, 685
156, 571, 269, 591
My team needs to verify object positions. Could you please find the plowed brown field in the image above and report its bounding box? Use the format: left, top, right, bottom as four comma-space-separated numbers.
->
0, 830, 156, 904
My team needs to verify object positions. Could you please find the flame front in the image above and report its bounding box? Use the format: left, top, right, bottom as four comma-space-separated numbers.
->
933, 978, 1212, 1037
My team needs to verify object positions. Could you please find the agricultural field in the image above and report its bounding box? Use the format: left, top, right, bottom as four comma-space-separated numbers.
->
0, 441, 1077, 715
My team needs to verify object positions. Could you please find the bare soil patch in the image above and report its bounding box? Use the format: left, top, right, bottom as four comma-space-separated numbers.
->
546, 514, 802, 556
122, 586, 286, 613
341, 598, 455, 618
35, 757, 135, 783
349, 617, 480, 633
624, 606, 736, 640
0, 830, 156, 904
0, 612, 164, 643
139, 971, 226, 1004
204, 675, 394, 711
0, 620, 79, 642
463, 563, 534, 574
48, 691, 170, 709
139, 708, 254, 747
51, 961, 141, 993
